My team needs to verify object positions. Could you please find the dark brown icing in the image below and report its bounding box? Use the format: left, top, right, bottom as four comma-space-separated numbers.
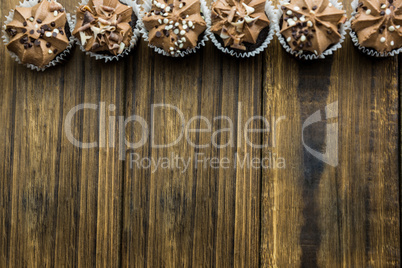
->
143, 0, 207, 55
351, 0, 402, 53
72, 0, 134, 55
280, 0, 346, 55
211, 0, 270, 50
5, 0, 69, 67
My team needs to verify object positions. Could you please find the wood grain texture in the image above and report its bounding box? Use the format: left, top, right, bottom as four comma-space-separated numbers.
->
0, 2, 18, 267
0, 0, 400, 266
122, 39, 263, 266
262, 39, 305, 267
1, 0, 125, 267
261, 1, 400, 267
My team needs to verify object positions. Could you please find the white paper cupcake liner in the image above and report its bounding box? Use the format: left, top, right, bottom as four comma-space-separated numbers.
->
2, 0, 74, 72
139, 0, 211, 57
208, 0, 276, 58
274, 0, 349, 60
70, 0, 141, 62
349, 0, 401, 57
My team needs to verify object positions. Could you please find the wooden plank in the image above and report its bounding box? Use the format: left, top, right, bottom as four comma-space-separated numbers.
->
54, 57, 126, 268
261, 1, 400, 267
335, 43, 399, 268
121, 41, 156, 267
93, 64, 125, 268
261, 38, 304, 267
193, 46, 263, 267
6, 49, 67, 268
229, 54, 262, 267
1, 0, 125, 267
0, 2, 18, 268
122, 29, 263, 268
122, 48, 206, 267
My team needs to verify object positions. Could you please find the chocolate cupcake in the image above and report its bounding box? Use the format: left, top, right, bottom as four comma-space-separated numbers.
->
72, 0, 140, 61
275, 0, 347, 59
140, 0, 210, 57
350, 0, 402, 56
2, 0, 72, 70
209, 0, 275, 57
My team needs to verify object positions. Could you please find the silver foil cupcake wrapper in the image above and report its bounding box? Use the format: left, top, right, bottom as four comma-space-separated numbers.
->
274, 0, 349, 60
2, 0, 74, 72
208, 0, 276, 58
349, 0, 402, 57
139, 0, 211, 57
70, 0, 141, 62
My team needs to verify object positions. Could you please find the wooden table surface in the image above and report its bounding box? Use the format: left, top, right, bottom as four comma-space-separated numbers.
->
1, 0, 400, 267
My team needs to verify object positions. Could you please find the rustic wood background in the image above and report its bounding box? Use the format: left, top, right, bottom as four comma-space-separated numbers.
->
1, 0, 400, 267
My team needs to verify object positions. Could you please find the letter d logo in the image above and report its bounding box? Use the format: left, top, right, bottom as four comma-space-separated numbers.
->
302, 101, 338, 167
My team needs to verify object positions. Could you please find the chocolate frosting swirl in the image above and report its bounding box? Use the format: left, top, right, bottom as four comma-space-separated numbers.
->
143, 0, 207, 56
280, 0, 346, 55
72, 0, 134, 55
5, 0, 69, 67
351, 0, 402, 53
211, 0, 270, 50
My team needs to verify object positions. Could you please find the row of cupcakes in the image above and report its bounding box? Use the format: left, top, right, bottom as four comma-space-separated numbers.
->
2, 0, 141, 71
2, 0, 401, 71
